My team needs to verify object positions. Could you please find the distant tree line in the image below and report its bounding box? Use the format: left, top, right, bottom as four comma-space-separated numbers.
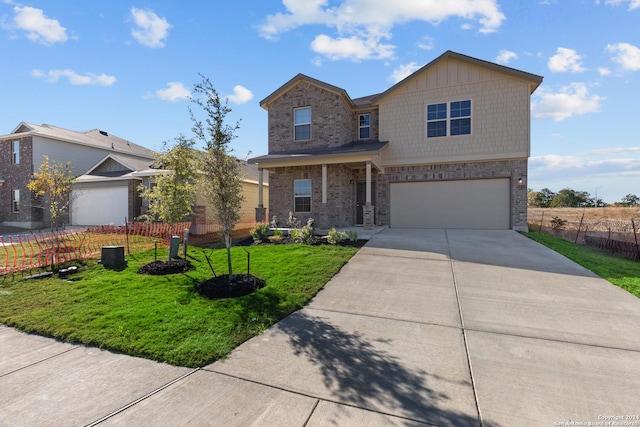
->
528, 188, 639, 208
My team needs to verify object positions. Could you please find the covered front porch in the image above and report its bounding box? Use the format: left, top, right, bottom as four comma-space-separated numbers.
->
249, 141, 387, 229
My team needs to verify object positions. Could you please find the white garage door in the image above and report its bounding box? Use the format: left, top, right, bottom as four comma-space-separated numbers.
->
72, 186, 129, 226
390, 179, 511, 229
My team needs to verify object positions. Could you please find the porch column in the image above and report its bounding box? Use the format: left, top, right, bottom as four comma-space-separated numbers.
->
363, 161, 374, 229
322, 164, 327, 204
258, 168, 264, 207
365, 162, 372, 204
255, 168, 266, 223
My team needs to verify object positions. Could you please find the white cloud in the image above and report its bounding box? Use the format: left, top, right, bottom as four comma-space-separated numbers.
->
417, 36, 434, 51
531, 82, 604, 121
529, 154, 640, 177
311, 33, 395, 61
604, 0, 640, 10
258, 0, 504, 60
496, 49, 518, 65
31, 69, 116, 86
548, 47, 586, 73
389, 62, 421, 83
9, 5, 67, 45
155, 82, 190, 101
598, 67, 612, 76
130, 8, 171, 48
226, 85, 254, 104
606, 42, 640, 71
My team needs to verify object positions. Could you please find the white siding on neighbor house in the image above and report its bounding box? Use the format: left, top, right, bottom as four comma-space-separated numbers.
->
71, 185, 129, 225
378, 57, 532, 166
390, 178, 511, 229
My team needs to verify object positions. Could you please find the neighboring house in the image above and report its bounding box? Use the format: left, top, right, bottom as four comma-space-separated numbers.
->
0, 122, 156, 229
249, 51, 543, 231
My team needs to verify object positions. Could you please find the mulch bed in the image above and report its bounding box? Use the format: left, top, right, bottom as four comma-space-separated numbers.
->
137, 259, 194, 275
197, 274, 266, 299
237, 237, 367, 248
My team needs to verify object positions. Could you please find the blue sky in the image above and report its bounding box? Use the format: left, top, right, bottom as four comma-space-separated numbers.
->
1, 0, 638, 204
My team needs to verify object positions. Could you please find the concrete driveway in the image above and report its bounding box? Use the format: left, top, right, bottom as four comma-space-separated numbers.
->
1, 229, 639, 426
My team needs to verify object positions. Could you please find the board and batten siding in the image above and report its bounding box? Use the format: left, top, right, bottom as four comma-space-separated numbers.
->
378, 57, 532, 167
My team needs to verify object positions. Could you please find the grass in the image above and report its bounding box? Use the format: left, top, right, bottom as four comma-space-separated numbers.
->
523, 231, 640, 298
0, 243, 359, 367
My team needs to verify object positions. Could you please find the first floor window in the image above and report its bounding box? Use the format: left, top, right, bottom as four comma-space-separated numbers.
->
426, 100, 471, 138
359, 114, 371, 139
12, 140, 19, 164
12, 189, 20, 213
294, 107, 311, 141
294, 179, 311, 212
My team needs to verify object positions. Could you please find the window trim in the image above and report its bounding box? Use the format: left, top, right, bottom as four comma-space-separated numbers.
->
294, 107, 311, 142
11, 140, 19, 164
293, 179, 312, 213
426, 100, 472, 138
358, 113, 371, 140
12, 189, 20, 213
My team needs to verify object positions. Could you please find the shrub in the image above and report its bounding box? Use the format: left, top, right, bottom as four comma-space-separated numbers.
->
327, 228, 348, 245
250, 223, 270, 243
267, 234, 283, 243
291, 218, 316, 244
346, 229, 359, 242
270, 215, 279, 228
550, 216, 567, 232
286, 211, 300, 229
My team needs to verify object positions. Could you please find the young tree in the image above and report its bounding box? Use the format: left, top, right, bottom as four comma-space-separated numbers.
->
189, 74, 244, 280
138, 135, 198, 223
27, 155, 76, 229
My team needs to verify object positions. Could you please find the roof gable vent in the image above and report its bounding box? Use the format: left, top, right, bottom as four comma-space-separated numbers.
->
99, 130, 108, 136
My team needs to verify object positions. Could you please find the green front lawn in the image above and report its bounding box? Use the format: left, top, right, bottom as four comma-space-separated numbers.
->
523, 232, 640, 298
0, 244, 359, 367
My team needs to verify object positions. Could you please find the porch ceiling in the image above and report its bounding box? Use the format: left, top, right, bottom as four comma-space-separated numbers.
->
249, 141, 387, 171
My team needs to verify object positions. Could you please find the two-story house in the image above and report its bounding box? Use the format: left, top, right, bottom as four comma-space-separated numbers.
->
0, 122, 157, 229
250, 51, 543, 231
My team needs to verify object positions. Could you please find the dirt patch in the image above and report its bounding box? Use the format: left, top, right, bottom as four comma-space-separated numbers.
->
197, 274, 266, 299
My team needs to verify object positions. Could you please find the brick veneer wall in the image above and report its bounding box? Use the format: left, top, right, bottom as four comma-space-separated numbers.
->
268, 82, 356, 152
268, 164, 358, 228
0, 136, 41, 227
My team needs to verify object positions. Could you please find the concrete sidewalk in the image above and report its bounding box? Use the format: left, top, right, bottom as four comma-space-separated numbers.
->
1, 229, 639, 426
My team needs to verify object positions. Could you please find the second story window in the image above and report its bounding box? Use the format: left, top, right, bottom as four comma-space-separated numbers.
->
294, 107, 311, 141
427, 100, 471, 138
359, 114, 371, 139
11, 140, 20, 164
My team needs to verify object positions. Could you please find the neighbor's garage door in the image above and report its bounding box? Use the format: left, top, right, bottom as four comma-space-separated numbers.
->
72, 186, 129, 226
390, 178, 510, 229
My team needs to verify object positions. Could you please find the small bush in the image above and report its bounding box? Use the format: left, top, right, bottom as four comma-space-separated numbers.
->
550, 216, 567, 232
291, 218, 316, 245
267, 235, 283, 243
250, 223, 270, 243
327, 228, 348, 245
346, 229, 359, 242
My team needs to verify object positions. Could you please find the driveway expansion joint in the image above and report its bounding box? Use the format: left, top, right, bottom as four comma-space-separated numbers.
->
0, 344, 80, 379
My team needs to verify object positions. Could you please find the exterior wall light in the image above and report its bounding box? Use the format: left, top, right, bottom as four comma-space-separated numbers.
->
516, 177, 524, 186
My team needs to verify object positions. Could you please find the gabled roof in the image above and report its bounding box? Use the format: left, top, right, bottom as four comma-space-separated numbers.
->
260, 73, 356, 110
83, 154, 155, 176
3, 122, 157, 160
372, 50, 543, 104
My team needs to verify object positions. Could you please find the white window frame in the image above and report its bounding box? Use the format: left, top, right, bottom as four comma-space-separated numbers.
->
12, 189, 20, 213
359, 113, 371, 140
294, 107, 311, 141
426, 100, 472, 138
11, 140, 19, 164
294, 179, 312, 213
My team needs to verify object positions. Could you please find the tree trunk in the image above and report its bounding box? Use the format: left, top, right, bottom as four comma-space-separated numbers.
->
225, 231, 233, 280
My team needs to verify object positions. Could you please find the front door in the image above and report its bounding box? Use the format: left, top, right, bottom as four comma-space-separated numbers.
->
356, 181, 376, 225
